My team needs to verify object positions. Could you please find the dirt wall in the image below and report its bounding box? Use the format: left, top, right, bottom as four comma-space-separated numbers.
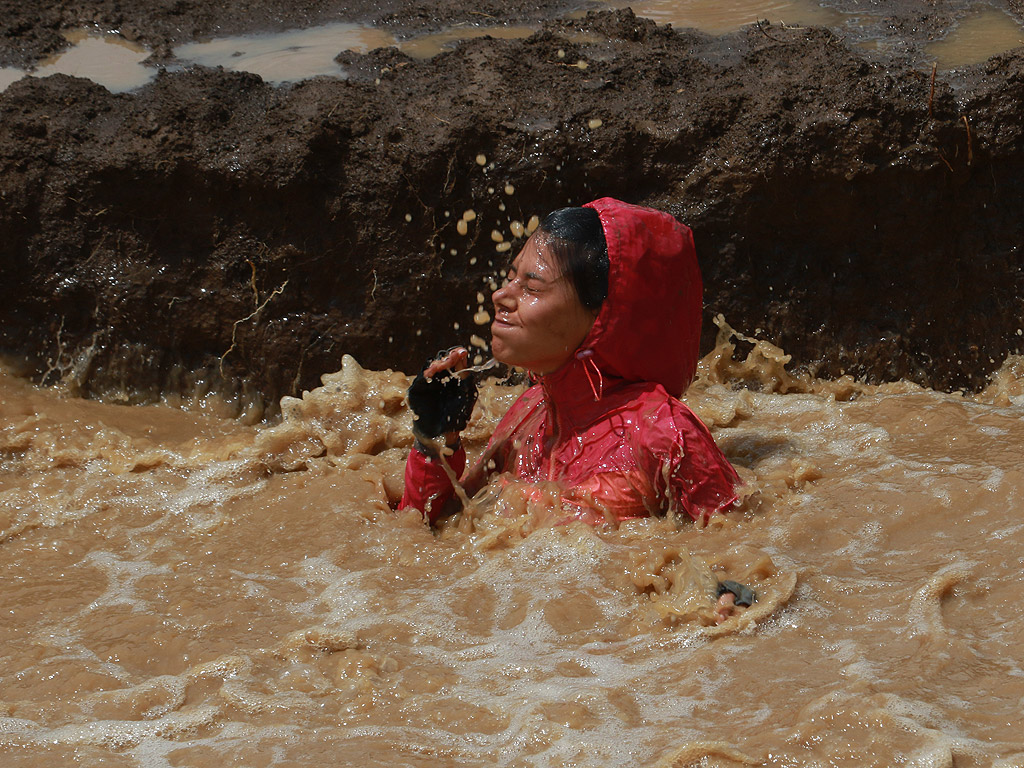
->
1, 10, 1022, 409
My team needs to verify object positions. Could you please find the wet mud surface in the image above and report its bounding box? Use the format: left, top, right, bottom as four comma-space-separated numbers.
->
1, 1, 1023, 410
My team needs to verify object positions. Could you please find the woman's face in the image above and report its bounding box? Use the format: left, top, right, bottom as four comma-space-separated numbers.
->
490, 234, 598, 375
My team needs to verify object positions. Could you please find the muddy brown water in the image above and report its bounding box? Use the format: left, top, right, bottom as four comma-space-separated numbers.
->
3, 322, 1024, 766
3, 2, 1024, 763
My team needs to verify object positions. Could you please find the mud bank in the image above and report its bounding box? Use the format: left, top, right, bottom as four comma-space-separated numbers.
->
1, 9, 1023, 410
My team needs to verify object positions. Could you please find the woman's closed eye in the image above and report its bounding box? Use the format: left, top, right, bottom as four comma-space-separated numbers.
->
505, 269, 545, 293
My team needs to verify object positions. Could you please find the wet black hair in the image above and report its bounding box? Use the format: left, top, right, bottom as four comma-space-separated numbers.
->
537, 206, 609, 312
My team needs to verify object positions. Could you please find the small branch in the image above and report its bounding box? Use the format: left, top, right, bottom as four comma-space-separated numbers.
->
754, 19, 785, 43
246, 258, 259, 307
42, 316, 68, 385
220, 280, 289, 376
961, 115, 973, 165
928, 62, 937, 118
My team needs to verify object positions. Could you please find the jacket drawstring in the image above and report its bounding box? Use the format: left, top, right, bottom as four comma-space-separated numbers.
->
577, 349, 604, 402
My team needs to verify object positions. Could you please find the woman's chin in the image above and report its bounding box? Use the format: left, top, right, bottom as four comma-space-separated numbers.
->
492, 350, 516, 368
489, 335, 510, 365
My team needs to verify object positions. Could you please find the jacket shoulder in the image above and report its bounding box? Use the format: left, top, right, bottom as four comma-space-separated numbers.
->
619, 383, 719, 450
487, 382, 547, 449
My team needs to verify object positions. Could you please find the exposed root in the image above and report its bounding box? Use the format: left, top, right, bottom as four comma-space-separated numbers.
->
219, 279, 289, 377
961, 114, 973, 165
928, 62, 937, 118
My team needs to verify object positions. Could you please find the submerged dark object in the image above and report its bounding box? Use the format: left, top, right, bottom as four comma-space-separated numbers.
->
718, 580, 757, 607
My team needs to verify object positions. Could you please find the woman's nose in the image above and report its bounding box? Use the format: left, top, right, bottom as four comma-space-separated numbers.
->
492, 283, 515, 310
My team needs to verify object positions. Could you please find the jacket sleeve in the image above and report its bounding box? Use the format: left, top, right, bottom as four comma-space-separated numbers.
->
399, 445, 467, 524
399, 386, 543, 524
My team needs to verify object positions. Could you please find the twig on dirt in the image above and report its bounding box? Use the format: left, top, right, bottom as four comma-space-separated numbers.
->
220, 279, 289, 377
936, 150, 954, 173
246, 259, 259, 307
928, 62, 937, 118
41, 316, 67, 385
443, 154, 457, 195
961, 115, 973, 165
399, 167, 431, 215
427, 111, 451, 125
754, 19, 786, 43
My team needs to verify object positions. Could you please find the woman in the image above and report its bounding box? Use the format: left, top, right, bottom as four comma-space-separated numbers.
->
401, 197, 740, 530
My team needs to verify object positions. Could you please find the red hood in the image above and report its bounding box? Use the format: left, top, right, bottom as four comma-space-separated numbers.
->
576, 197, 702, 398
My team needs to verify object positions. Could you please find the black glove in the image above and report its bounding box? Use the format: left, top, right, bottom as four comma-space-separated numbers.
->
717, 580, 757, 607
408, 355, 478, 442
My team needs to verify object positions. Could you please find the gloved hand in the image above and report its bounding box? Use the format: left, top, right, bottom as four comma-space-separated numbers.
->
717, 580, 757, 607
408, 348, 478, 443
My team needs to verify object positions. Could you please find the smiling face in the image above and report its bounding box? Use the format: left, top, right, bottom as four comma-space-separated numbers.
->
490, 234, 598, 375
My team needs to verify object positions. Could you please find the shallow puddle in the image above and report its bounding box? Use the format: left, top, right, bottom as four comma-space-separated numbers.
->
604, 0, 853, 34
926, 4, 1024, 68
31, 29, 155, 92
3, 2, 1024, 93
172, 22, 546, 83
400, 25, 540, 59
173, 22, 395, 84
0, 67, 23, 90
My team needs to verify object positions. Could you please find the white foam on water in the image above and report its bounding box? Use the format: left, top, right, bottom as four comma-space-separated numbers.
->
7, 348, 1024, 764
83, 550, 171, 610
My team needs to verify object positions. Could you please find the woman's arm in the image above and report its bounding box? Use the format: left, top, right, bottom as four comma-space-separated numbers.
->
400, 348, 474, 522
400, 440, 466, 523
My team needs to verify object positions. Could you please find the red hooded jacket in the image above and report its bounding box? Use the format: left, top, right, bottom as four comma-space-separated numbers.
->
401, 198, 739, 524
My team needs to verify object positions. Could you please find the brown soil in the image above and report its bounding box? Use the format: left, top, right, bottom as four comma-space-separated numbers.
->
0, 0, 596, 66
1, 3, 1023, 411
